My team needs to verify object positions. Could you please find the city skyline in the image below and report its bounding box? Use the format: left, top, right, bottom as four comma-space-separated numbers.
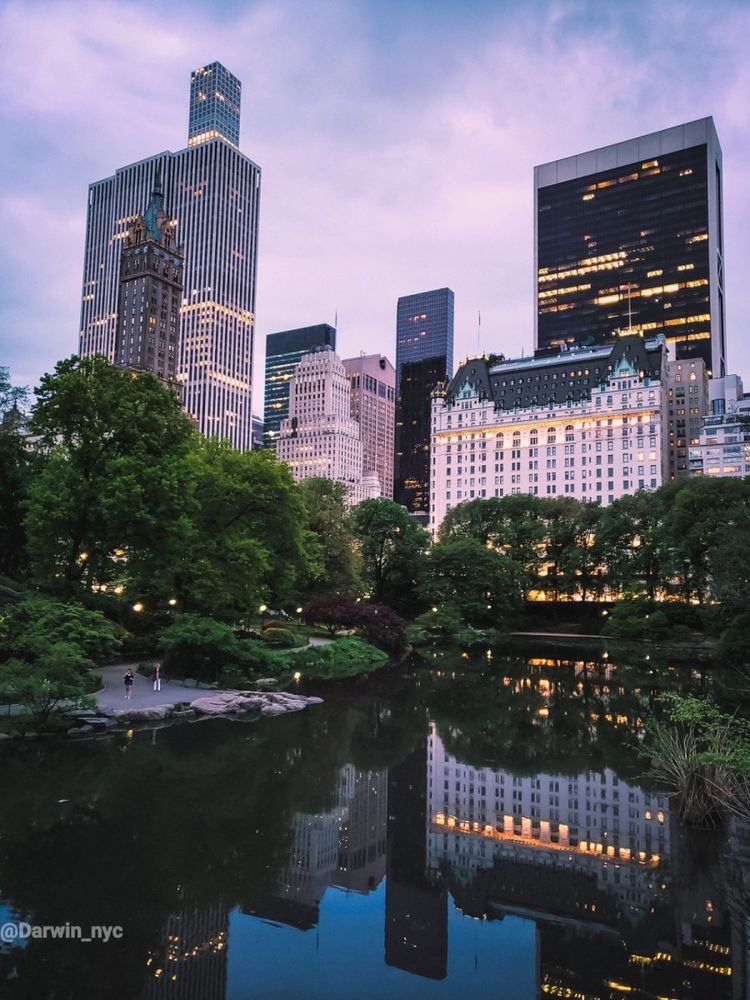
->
2, 1, 750, 406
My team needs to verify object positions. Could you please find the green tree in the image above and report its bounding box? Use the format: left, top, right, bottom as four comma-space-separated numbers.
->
158, 613, 247, 684
0, 597, 121, 665
299, 477, 359, 593
0, 648, 95, 725
25, 356, 195, 598
421, 537, 523, 627
352, 498, 429, 613
598, 489, 667, 598
0, 427, 33, 579
175, 440, 316, 618
440, 495, 547, 594
662, 478, 750, 604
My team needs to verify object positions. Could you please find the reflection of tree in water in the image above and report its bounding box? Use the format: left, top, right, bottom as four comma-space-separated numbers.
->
0, 708, 360, 999
418, 649, 707, 778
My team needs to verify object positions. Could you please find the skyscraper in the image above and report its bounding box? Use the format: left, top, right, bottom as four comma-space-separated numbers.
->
79, 61, 261, 451
188, 61, 241, 147
263, 324, 336, 449
343, 354, 396, 498
275, 349, 380, 505
535, 118, 725, 376
394, 288, 454, 513
114, 171, 184, 384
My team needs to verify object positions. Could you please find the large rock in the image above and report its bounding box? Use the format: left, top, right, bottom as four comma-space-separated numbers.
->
190, 689, 322, 718
112, 705, 174, 722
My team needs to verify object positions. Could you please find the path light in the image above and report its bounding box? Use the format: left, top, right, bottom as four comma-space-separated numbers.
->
296, 607, 303, 615
603, 651, 609, 660
168, 598, 177, 607
602, 609, 609, 616
133, 602, 144, 613
114, 585, 124, 595
432, 607, 438, 613
293, 671, 301, 682
79, 552, 89, 561
258, 604, 268, 613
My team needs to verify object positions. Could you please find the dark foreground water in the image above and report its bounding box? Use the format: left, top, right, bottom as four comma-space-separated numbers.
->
1, 647, 748, 999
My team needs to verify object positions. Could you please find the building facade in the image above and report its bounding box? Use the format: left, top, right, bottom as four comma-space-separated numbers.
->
114, 172, 184, 384
263, 324, 336, 449
429, 335, 668, 533
395, 288, 454, 513
79, 61, 261, 451
275, 349, 381, 504
664, 357, 708, 479
690, 374, 750, 478
343, 354, 396, 498
188, 61, 241, 147
535, 118, 726, 376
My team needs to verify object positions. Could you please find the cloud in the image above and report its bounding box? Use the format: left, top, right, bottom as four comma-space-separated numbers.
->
1, 0, 748, 397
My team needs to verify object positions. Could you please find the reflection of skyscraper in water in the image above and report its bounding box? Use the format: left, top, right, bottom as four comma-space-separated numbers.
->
142, 901, 228, 1000
384, 735, 447, 980
242, 765, 387, 930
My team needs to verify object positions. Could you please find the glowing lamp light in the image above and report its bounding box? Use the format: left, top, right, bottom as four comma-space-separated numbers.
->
114, 585, 124, 595
79, 552, 89, 561
132, 602, 144, 613
296, 607, 303, 615
168, 598, 177, 607
432, 606, 438, 613
293, 671, 301, 682
258, 604, 268, 613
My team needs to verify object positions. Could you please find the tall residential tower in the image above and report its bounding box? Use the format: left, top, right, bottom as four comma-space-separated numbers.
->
79, 61, 261, 450
343, 354, 396, 498
535, 118, 725, 376
394, 288, 454, 513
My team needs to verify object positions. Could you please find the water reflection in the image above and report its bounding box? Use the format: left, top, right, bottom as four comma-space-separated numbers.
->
0, 651, 746, 999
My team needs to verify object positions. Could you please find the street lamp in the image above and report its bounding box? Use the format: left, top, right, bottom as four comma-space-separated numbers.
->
132, 602, 144, 613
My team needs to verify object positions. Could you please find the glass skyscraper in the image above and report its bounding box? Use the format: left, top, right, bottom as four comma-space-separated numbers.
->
263, 324, 336, 448
78, 61, 261, 451
188, 61, 241, 147
535, 118, 725, 376
394, 288, 454, 513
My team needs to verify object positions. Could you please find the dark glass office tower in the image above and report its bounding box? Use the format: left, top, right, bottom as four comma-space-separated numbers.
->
263, 324, 336, 448
395, 288, 454, 512
535, 118, 725, 376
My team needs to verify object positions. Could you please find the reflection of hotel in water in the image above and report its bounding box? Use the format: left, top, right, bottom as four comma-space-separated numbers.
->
428, 722, 668, 914
243, 765, 387, 929
425, 724, 738, 998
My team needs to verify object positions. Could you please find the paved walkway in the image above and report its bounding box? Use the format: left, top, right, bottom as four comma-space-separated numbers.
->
97, 665, 230, 713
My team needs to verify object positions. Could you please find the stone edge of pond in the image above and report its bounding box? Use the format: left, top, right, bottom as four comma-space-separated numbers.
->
0, 690, 324, 743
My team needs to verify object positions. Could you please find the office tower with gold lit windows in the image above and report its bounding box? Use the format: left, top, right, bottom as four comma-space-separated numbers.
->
395, 288, 454, 513
79, 61, 260, 450
263, 324, 336, 449
535, 118, 725, 376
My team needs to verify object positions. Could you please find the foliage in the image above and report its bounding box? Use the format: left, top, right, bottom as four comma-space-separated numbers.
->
0, 597, 121, 665
716, 612, 750, 667
642, 695, 750, 826
410, 604, 478, 648
158, 614, 247, 684
278, 637, 388, 680
351, 499, 429, 614
0, 429, 33, 578
602, 597, 671, 641
420, 537, 523, 628
299, 478, 359, 593
0, 649, 95, 725
25, 356, 195, 597
259, 626, 298, 648
174, 440, 316, 619
300, 593, 407, 654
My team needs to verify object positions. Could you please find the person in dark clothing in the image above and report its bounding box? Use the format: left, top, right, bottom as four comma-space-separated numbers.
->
152, 662, 162, 692
124, 668, 134, 700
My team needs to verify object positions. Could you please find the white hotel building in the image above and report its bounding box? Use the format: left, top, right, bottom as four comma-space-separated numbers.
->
429, 335, 668, 532
79, 62, 260, 451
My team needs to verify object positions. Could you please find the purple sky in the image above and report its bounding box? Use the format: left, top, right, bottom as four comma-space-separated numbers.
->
1, 0, 749, 405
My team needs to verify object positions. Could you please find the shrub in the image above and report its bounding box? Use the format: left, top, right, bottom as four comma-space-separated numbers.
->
717, 612, 750, 667
1, 597, 121, 665
301, 594, 407, 654
260, 627, 298, 648
158, 614, 245, 685
0, 651, 95, 726
280, 637, 388, 681
410, 604, 477, 648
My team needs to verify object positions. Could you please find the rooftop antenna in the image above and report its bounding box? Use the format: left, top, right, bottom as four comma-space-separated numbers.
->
334, 309, 338, 331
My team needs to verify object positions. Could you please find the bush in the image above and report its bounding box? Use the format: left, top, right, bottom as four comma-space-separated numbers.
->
0, 652, 95, 726
717, 612, 750, 667
410, 604, 478, 648
279, 637, 388, 681
301, 594, 407, 654
1, 597, 121, 665
259, 626, 298, 648
158, 614, 246, 685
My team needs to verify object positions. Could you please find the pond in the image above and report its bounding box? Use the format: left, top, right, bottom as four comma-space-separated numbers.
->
0, 645, 747, 999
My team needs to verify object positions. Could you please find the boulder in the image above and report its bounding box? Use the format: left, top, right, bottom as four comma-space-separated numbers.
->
113, 705, 174, 722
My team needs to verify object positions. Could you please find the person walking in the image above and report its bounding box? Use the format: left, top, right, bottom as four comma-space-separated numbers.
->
124, 668, 134, 700
152, 662, 162, 693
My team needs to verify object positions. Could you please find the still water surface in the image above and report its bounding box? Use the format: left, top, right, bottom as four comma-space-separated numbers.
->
0, 648, 747, 999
